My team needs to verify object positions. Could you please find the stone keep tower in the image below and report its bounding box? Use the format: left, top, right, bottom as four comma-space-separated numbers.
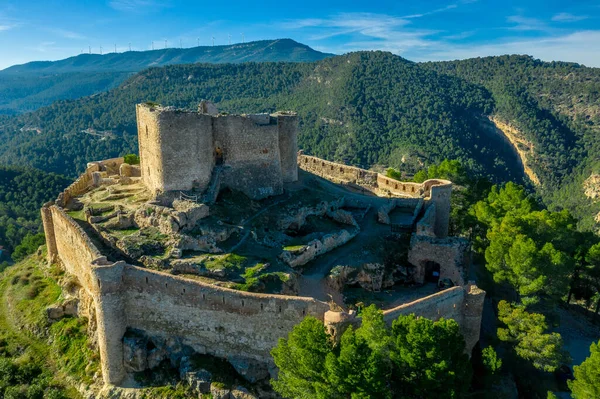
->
136, 103, 298, 200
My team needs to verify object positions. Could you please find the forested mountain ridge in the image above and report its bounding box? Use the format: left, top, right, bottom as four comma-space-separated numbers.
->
423, 55, 600, 230
0, 39, 333, 114
0, 51, 599, 230
0, 52, 523, 181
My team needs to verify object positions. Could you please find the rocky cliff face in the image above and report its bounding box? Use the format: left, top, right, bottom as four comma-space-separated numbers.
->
584, 174, 600, 201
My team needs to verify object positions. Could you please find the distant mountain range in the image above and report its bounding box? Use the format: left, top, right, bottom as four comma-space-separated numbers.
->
0, 39, 333, 113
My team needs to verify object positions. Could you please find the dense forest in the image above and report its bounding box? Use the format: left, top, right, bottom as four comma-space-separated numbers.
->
0, 52, 523, 182
423, 55, 600, 230
0, 166, 71, 256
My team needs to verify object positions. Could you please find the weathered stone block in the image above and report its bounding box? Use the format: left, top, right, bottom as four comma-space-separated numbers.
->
123, 336, 148, 372
119, 163, 141, 178
230, 386, 258, 399
228, 356, 270, 383
46, 304, 64, 320
210, 383, 231, 399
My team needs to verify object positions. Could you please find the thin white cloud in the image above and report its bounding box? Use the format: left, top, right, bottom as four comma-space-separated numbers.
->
403, 4, 458, 19
108, 0, 169, 12
506, 15, 548, 31
552, 13, 588, 23
0, 24, 14, 31
416, 30, 600, 67
47, 28, 87, 40
443, 31, 476, 40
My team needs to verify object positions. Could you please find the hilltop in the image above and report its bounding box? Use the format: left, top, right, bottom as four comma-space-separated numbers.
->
0, 39, 333, 113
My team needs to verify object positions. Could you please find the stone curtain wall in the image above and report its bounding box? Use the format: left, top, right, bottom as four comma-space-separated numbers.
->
382, 285, 465, 324
325, 284, 485, 354
47, 205, 104, 285
298, 154, 453, 237
298, 154, 432, 198
42, 200, 331, 385
41, 204, 128, 384
376, 175, 423, 197
123, 267, 330, 364
299, 155, 378, 188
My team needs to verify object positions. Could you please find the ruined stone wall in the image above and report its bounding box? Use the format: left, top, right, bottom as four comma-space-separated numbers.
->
376, 175, 423, 198
49, 206, 104, 288
41, 203, 58, 264
325, 284, 485, 354
57, 164, 95, 207
122, 266, 330, 365
276, 113, 299, 183
382, 286, 465, 324
214, 115, 283, 199
383, 284, 484, 353
299, 155, 378, 187
137, 104, 214, 194
42, 205, 127, 384
408, 235, 469, 286
425, 180, 452, 238
298, 154, 434, 199
415, 204, 436, 237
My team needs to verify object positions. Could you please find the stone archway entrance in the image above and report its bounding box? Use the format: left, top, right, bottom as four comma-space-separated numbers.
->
215, 147, 224, 166
424, 261, 441, 284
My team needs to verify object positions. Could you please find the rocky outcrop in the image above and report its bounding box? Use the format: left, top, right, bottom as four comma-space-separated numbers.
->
327, 264, 395, 292
134, 201, 209, 235
228, 357, 270, 383
584, 174, 600, 201
327, 208, 358, 227
280, 228, 358, 268
488, 116, 540, 185
46, 297, 79, 321
168, 233, 223, 254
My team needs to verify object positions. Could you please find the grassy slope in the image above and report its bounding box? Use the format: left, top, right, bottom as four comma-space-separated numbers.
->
0, 251, 238, 398
0, 253, 83, 398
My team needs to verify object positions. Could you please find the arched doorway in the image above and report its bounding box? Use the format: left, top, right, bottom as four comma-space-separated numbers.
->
215, 147, 223, 166
423, 261, 441, 284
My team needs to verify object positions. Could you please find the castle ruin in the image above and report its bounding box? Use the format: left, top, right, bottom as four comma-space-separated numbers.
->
41, 103, 485, 392
136, 103, 298, 199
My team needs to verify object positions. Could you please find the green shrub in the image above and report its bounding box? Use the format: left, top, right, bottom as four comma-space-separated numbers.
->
123, 154, 140, 165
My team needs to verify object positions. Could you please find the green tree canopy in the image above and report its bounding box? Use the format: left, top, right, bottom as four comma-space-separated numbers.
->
271, 306, 472, 399
497, 301, 568, 372
483, 209, 577, 299
568, 341, 600, 399
471, 182, 537, 229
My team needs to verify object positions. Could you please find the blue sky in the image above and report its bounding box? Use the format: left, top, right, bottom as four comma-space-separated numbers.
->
1, 0, 599, 70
